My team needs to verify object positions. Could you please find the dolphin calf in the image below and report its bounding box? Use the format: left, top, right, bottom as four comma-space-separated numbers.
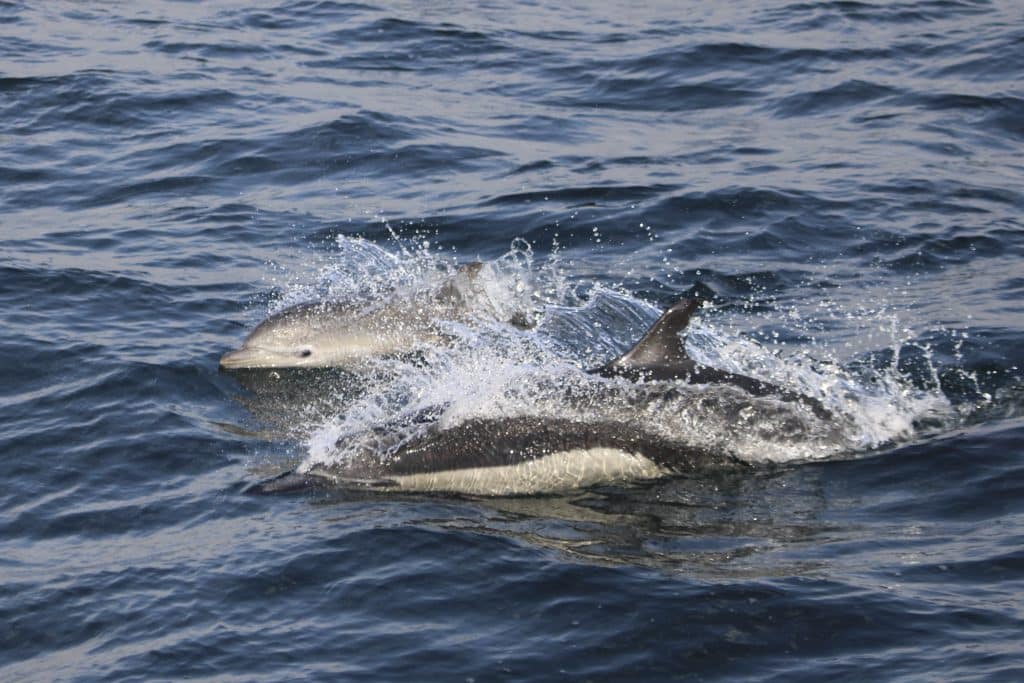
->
244, 297, 830, 496
219, 298, 443, 370
219, 262, 512, 370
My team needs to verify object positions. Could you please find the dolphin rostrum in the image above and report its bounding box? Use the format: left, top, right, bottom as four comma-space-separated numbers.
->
244, 297, 830, 496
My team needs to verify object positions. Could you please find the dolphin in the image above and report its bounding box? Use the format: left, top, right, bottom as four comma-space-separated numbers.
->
244, 297, 830, 496
219, 298, 442, 370
248, 416, 747, 497
219, 262, 510, 370
589, 298, 831, 419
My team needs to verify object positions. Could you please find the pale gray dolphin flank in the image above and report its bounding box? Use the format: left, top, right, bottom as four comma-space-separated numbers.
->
219, 299, 442, 370
220, 262, 494, 370
248, 416, 747, 497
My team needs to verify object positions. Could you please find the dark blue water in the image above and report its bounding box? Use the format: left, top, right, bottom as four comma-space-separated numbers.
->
3, 1, 1024, 680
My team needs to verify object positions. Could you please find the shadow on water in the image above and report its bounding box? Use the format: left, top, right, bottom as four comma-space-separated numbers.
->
461, 468, 837, 578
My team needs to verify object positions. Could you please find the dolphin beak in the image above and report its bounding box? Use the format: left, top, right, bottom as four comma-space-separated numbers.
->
219, 347, 275, 370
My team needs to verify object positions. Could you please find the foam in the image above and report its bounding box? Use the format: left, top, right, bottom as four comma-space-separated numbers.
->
256, 235, 968, 475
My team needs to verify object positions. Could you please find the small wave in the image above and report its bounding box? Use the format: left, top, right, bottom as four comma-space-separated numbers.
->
773, 79, 898, 118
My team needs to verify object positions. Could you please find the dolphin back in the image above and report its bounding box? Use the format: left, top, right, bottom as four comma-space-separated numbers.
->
591, 297, 832, 418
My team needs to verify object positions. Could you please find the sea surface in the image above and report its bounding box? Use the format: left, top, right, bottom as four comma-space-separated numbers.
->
3, 1, 1024, 680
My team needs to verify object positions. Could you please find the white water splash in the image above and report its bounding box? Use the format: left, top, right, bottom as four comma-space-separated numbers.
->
255, 235, 963, 473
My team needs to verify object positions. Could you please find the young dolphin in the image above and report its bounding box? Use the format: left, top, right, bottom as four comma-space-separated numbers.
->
219, 262, 494, 370
245, 297, 829, 496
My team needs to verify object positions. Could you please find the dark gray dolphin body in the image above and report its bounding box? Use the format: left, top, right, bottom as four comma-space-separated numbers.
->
591, 298, 831, 419
248, 416, 748, 496
245, 297, 827, 496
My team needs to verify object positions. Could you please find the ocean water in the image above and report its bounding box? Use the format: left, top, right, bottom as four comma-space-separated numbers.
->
3, 0, 1024, 680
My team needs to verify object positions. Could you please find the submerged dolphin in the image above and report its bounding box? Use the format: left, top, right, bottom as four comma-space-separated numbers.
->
220, 263, 500, 370
245, 297, 830, 496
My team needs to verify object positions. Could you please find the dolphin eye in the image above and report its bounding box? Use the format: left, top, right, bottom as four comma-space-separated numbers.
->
300, 349, 313, 358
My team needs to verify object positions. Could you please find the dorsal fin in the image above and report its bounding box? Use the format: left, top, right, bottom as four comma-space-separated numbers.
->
604, 298, 700, 371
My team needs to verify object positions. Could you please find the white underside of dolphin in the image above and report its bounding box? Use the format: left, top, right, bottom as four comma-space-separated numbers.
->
309, 447, 669, 496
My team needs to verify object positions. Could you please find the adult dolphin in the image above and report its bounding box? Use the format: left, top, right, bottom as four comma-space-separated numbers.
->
248, 415, 748, 497
590, 298, 830, 418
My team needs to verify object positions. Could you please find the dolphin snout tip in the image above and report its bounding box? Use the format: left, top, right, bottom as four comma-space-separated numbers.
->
219, 348, 252, 371
219, 346, 310, 370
